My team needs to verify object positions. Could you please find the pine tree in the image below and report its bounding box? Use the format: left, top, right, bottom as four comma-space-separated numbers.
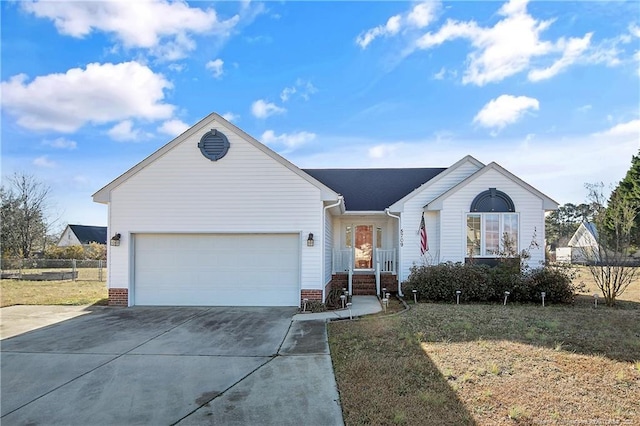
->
607, 150, 640, 246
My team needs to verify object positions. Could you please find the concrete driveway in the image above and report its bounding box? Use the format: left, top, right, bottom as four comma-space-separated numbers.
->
1, 306, 344, 425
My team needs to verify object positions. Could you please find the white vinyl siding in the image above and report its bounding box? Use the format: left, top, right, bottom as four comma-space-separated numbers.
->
106, 120, 324, 301
400, 160, 481, 280
57, 227, 82, 247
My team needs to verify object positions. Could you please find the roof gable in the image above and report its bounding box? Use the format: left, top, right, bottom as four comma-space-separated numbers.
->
568, 222, 598, 247
303, 168, 446, 211
68, 225, 107, 245
425, 162, 559, 211
387, 155, 485, 211
93, 113, 339, 203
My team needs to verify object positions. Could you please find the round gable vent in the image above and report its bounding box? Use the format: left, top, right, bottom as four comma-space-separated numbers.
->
198, 129, 230, 161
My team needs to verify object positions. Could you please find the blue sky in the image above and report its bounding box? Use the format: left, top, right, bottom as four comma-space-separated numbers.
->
2, 0, 639, 229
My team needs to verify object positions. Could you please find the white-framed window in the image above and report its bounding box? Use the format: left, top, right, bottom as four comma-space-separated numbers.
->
466, 213, 519, 257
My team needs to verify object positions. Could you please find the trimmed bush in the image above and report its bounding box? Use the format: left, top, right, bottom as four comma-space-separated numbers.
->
520, 267, 575, 303
403, 262, 575, 304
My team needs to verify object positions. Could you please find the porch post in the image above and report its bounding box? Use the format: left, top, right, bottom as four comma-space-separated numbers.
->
385, 209, 403, 296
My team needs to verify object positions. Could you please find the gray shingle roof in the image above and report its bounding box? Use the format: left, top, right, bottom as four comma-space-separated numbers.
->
69, 225, 107, 245
303, 168, 446, 211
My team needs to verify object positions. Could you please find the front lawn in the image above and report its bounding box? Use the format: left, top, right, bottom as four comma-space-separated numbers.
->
329, 298, 640, 425
0, 279, 108, 307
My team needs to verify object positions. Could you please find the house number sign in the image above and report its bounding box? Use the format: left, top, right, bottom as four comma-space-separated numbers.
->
400, 228, 404, 247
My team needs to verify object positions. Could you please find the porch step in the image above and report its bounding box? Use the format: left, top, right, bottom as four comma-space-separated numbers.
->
329, 274, 398, 296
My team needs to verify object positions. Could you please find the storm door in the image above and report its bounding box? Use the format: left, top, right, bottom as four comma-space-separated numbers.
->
353, 225, 373, 269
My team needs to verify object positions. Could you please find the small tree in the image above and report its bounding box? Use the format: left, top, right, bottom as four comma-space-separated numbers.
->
581, 183, 639, 306
1, 173, 52, 258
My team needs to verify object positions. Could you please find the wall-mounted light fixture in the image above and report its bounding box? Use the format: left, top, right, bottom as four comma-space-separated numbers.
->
307, 233, 314, 247
110, 233, 121, 246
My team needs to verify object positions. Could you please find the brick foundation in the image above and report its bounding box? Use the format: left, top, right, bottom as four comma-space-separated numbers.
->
108, 288, 129, 306
300, 289, 322, 305
327, 273, 399, 296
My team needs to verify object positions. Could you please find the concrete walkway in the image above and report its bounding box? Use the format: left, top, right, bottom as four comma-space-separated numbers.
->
293, 295, 382, 321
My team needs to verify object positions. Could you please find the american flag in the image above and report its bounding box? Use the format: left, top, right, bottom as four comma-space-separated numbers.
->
419, 214, 429, 255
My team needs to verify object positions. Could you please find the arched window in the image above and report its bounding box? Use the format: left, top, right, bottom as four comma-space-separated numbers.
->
470, 188, 515, 212
466, 189, 518, 260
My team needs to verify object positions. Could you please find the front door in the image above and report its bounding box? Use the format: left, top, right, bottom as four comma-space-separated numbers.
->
354, 225, 373, 269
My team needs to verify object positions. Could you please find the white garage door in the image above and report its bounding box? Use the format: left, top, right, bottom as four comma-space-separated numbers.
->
133, 233, 300, 306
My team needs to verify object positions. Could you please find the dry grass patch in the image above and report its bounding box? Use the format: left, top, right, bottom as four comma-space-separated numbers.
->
425, 340, 638, 425
329, 302, 640, 425
0, 279, 108, 307
329, 317, 475, 425
572, 265, 640, 303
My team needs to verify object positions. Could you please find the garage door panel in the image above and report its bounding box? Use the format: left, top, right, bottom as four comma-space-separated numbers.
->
134, 234, 300, 306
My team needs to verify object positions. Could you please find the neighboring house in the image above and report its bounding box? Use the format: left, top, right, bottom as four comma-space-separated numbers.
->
57, 224, 107, 247
556, 222, 599, 264
93, 113, 558, 307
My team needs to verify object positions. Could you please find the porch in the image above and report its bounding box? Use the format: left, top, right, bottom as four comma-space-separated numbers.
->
330, 249, 398, 296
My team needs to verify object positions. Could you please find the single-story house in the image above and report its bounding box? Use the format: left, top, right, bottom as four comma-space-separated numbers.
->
556, 222, 599, 264
57, 224, 107, 247
93, 113, 558, 307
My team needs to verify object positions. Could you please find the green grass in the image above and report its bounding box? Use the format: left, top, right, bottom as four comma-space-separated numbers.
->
329, 297, 640, 425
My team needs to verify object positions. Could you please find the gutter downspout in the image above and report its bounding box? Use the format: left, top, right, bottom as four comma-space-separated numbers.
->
385, 208, 403, 297
321, 195, 344, 302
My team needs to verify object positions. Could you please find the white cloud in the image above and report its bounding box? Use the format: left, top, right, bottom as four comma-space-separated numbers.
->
368, 144, 399, 159
158, 119, 190, 137
33, 155, 56, 168
206, 59, 224, 78
357, 2, 439, 49
251, 99, 286, 119
280, 79, 317, 102
433, 67, 446, 80
261, 130, 316, 150
280, 86, 296, 102
592, 119, 640, 138
221, 112, 239, 122
43, 137, 77, 150
414, 1, 638, 86
1, 61, 174, 133
22, 0, 239, 61
630, 24, 640, 77
297, 79, 317, 101
168, 63, 186, 72
417, 0, 557, 85
407, 2, 439, 29
108, 120, 150, 142
528, 33, 592, 81
356, 15, 402, 49
473, 94, 539, 133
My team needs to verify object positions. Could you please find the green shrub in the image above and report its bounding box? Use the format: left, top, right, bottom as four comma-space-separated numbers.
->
403, 262, 575, 304
520, 267, 575, 303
